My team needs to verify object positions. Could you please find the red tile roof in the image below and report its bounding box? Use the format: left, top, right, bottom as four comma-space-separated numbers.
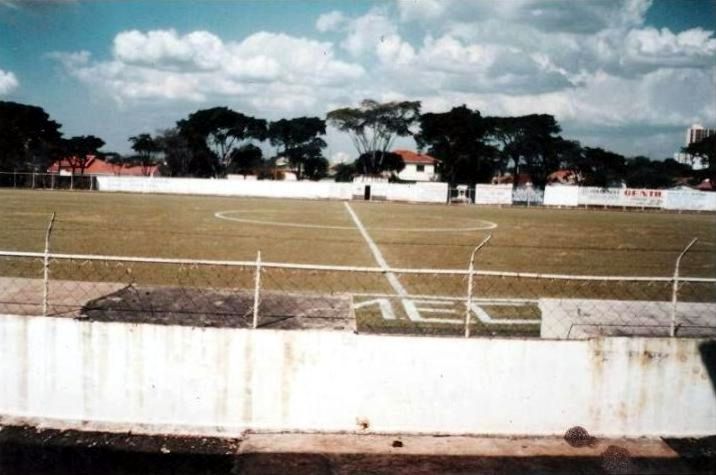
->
392, 149, 439, 165
48, 156, 160, 177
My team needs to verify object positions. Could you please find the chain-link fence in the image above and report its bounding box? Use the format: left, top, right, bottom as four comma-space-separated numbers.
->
0, 172, 95, 190
1, 246, 714, 339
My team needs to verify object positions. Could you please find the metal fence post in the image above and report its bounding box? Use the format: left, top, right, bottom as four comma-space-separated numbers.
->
464, 235, 492, 338
252, 250, 262, 329
671, 237, 698, 337
42, 212, 56, 317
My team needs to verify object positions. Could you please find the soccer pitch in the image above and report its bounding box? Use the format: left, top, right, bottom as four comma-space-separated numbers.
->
0, 189, 714, 276
0, 189, 714, 337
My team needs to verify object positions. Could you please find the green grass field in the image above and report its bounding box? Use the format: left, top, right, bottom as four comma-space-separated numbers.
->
0, 189, 714, 336
1, 189, 714, 276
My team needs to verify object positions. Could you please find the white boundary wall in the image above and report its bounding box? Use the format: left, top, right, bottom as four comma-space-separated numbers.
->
474, 184, 513, 205
1, 314, 714, 438
544, 185, 716, 211
96, 176, 447, 204
664, 190, 716, 211
579, 187, 665, 208
544, 185, 580, 206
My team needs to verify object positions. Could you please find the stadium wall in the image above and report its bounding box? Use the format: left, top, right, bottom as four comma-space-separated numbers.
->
95, 176, 448, 204
1, 313, 714, 438
474, 184, 513, 205
543, 185, 716, 211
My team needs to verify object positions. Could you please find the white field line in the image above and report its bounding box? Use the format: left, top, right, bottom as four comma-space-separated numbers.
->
344, 202, 408, 297
215, 209, 497, 232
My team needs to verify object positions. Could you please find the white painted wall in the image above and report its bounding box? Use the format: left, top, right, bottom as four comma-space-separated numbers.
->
397, 163, 437, 182
96, 176, 447, 204
544, 186, 580, 207
1, 314, 714, 438
664, 190, 716, 211
474, 184, 513, 205
96, 176, 352, 200
544, 186, 716, 211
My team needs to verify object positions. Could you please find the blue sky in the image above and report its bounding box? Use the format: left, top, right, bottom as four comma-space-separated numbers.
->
1, 0, 714, 160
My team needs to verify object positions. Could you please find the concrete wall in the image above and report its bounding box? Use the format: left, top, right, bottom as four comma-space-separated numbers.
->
96, 176, 353, 200
96, 176, 447, 204
474, 184, 513, 205
544, 185, 716, 211
664, 190, 716, 211
544, 185, 580, 207
1, 314, 714, 438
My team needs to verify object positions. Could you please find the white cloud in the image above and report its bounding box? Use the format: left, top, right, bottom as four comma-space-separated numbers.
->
53, 29, 365, 112
316, 10, 346, 33
0, 68, 18, 94
48, 4, 716, 159
332, 7, 399, 57
623, 27, 716, 68
396, 0, 652, 33
113, 30, 225, 70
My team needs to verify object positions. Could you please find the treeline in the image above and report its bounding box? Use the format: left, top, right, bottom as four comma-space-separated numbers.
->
1, 100, 713, 188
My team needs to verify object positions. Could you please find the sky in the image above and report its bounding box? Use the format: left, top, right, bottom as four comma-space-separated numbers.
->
0, 0, 714, 161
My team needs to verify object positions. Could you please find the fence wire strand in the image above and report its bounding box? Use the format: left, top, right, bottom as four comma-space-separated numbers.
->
0, 248, 714, 339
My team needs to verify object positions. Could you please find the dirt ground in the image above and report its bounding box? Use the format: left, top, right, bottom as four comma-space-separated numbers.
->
1, 425, 714, 475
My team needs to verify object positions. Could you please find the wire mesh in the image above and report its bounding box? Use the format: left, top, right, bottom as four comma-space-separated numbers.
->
0, 172, 94, 190
0, 250, 714, 339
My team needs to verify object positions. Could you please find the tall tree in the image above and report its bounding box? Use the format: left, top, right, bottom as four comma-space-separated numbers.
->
0, 101, 63, 172
268, 117, 327, 180
327, 99, 420, 175
155, 128, 197, 177
63, 135, 105, 175
624, 156, 691, 188
415, 105, 498, 185
683, 135, 716, 170
227, 144, 263, 177
577, 147, 626, 187
128, 133, 161, 175
354, 151, 404, 176
177, 107, 267, 177
487, 114, 570, 187
332, 162, 357, 182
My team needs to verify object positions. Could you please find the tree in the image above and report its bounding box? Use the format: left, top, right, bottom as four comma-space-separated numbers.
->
354, 151, 404, 176
327, 99, 420, 175
155, 128, 194, 177
62, 135, 105, 175
303, 154, 329, 180
415, 105, 498, 185
332, 162, 356, 182
0, 101, 63, 172
576, 147, 626, 187
268, 117, 327, 180
486, 114, 569, 187
177, 107, 267, 176
129, 133, 161, 176
624, 156, 691, 188
683, 135, 716, 170
227, 144, 263, 177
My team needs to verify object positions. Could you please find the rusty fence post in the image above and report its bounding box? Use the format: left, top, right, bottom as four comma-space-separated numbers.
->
252, 250, 262, 329
464, 234, 492, 338
43, 212, 56, 317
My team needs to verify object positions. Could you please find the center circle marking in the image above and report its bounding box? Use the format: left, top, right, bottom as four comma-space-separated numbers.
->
214, 209, 497, 232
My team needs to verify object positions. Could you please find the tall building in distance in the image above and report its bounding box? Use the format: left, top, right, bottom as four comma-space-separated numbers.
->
675, 123, 715, 170
685, 123, 716, 146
